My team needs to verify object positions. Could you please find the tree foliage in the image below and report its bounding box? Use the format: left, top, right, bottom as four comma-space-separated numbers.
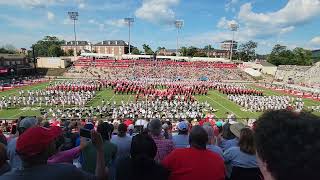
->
267, 44, 312, 66
0, 44, 17, 54
131, 47, 141, 55
142, 44, 154, 55
237, 41, 258, 62
33, 36, 65, 57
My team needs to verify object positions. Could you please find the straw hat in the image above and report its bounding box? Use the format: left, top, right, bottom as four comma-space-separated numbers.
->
230, 123, 245, 138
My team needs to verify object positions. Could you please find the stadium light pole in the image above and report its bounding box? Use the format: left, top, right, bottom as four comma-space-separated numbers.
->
175, 20, 184, 56
124, 18, 134, 54
68, 12, 79, 57
229, 23, 238, 61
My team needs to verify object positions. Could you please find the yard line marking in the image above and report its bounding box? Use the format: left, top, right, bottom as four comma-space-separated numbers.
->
205, 95, 242, 118
211, 90, 258, 116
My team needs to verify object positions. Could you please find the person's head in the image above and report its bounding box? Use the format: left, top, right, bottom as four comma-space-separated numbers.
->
202, 125, 214, 145
148, 119, 162, 136
221, 123, 236, 140
16, 126, 62, 166
254, 110, 320, 180
238, 128, 255, 155
18, 117, 38, 135
0, 143, 8, 166
189, 125, 208, 150
229, 122, 245, 139
117, 123, 128, 137
97, 122, 112, 141
177, 121, 188, 135
130, 134, 157, 160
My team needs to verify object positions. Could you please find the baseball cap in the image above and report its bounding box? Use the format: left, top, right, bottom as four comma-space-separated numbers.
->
16, 126, 62, 157
19, 117, 38, 129
177, 121, 188, 131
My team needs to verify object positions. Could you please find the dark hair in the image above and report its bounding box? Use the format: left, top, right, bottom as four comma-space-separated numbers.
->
254, 110, 320, 180
11, 125, 17, 135
239, 128, 255, 155
118, 123, 127, 137
97, 122, 112, 141
189, 125, 208, 150
130, 134, 157, 159
222, 123, 236, 140
0, 143, 7, 166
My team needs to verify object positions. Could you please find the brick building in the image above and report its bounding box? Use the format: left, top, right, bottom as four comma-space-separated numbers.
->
93, 40, 129, 56
61, 41, 92, 54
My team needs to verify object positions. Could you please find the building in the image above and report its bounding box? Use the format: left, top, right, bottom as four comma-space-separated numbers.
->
0, 53, 33, 76
221, 40, 238, 51
37, 57, 71, 68
157, 49, 176, 56
61, 41, 92, 54
17, 48, 28, 55
94, 40, 129, 56
196, 49, 230, 58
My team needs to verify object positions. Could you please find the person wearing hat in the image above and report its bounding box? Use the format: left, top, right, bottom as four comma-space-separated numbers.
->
2, 126, 107, 179
148, 119, 174, 162
219, 122, 245, 152
111, 123, 132, 162
172, 121, 189, 148
6, 117, 38, 170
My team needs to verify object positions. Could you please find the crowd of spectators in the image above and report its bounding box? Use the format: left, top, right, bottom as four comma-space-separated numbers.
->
0, 110, 319, 180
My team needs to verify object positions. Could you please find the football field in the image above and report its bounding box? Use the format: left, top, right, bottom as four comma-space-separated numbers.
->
0, 81, 319, 119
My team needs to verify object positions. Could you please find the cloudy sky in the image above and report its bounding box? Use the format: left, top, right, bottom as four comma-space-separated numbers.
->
0, 0, 320, 54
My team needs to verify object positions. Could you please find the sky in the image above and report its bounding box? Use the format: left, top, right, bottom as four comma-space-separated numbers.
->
0, 0, 320, 54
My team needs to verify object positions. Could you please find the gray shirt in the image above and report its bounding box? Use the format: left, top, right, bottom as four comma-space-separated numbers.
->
111, 134, 132, 160
6, 137, 22, 170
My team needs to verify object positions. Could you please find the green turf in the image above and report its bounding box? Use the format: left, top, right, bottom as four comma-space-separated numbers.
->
0, 82, 319, 119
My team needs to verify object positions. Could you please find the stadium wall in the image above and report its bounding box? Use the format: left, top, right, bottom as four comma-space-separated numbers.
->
37, 57, 71, 68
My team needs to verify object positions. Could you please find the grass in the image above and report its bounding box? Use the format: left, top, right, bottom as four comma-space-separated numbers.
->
0, 82, 319, 119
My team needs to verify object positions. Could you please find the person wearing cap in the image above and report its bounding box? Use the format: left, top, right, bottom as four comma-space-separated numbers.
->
2, 126, 107, 179
172, 121, 189, 148
162, 125, 225, 180
148, 119, 174, 162
202, 125, 223, 159
111, 123, 132, 162
6, 117, 38, 170
223, 127, 258, 179
219, 122, 244, 152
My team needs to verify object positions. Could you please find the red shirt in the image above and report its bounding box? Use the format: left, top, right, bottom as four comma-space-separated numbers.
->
162, 147, 225, 180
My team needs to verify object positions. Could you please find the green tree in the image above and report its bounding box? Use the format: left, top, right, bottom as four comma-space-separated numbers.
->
179, 46, 188, 56
67, 49, 74, 56
292, 47, 312, 66
131, 47, 141, 55
238, 41, 258, 62
33, 36, 65, 57
186, 46, 198, 57
142, 44, 154, 55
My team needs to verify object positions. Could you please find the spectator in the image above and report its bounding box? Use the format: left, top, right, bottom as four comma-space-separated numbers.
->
162, 125, 225, 180
254, 110, 320, 180
81, 122, 117, 175
202, 125, 223, 158
0, 130, 7, 145
148, 119, 174, 162
172, 121, 189, 148
224, 128, 259, 179
0, 143, 10, 175
2, 126, 107, 179
220, 123, 245, 151
111, 123, 132, 161
7, 117, 38, 170
127, 124, 134, 136
162, 121, 173, 140
47, 135, 88, 164
116, 134, 169, 180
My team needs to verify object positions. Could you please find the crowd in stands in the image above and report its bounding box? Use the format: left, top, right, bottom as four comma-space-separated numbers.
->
0, 76, 47, 92
0, 110, 319, 180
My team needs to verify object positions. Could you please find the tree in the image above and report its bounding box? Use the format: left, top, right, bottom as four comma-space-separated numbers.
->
142, 44, 154, 55
131, 47, 141, 55
186, 46, 198, 57
267, 44, 312, 66
0, 44, 17, 54
238, 41, 258, 62
67, 49, 74, 56
33, 36, 65, 57
179, 47, 188, 56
